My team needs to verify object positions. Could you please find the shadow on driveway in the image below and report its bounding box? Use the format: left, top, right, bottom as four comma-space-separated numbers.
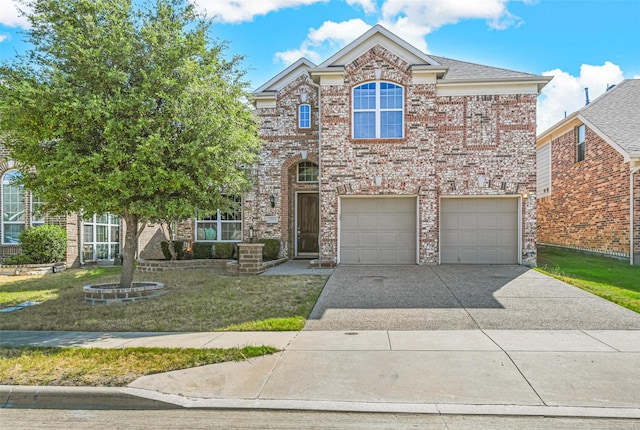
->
305, 265, 640, 331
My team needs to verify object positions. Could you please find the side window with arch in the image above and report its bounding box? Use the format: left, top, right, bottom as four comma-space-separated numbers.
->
298, 104, 311, 129
2, 170, 25, 244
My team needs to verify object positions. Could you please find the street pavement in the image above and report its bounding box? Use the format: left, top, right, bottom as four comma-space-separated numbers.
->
1, 263, 640, 419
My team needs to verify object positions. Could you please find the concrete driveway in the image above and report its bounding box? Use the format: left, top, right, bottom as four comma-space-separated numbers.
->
305, 265, 640, 330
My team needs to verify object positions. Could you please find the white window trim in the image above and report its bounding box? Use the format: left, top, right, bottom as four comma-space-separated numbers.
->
195, 197, 243, 242
536, 143, 551, 197
298, 103, 311, 129
352, 81, 404, 139
2, 170, 25, 245
82, 214, 121, 261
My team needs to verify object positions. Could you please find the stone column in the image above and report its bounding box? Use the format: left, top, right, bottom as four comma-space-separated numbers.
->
236, 243, 265, 275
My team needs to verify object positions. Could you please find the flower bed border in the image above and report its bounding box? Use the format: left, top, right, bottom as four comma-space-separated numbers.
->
83, 282, 166, 305
0, 262, 66, 276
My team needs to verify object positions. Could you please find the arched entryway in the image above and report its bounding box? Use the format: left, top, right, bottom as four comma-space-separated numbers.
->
284, 158, 319, 259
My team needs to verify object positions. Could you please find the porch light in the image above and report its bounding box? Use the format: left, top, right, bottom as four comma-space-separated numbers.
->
248, 226, 255, 243
269, 194, 275, 208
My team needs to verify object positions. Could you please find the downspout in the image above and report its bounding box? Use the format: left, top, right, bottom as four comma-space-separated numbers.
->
630, 165, 640, 265
309, 78, 322, 260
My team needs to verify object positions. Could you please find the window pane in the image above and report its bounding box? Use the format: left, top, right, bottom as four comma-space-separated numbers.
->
299, 104, 310, 128
354, 112, 375, 138
84, 225, 94, 243
83, 244, 94, 261
96, 225, 108, 242
96, 214, 108, 224
353, 83, 376, 109
381, 111, 403, 138
380, 83, 402, 109
95, 244, 108, 260
111, 226, 120, 243
3, 224, 23, 244
298, 162, 319, 182
577, 124, 586, 143
196, 222, 217, 241
221, 222, 242, 241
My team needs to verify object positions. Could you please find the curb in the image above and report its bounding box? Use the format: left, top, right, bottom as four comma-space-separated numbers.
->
1, 386, 179, 410
3, 385, 640, 419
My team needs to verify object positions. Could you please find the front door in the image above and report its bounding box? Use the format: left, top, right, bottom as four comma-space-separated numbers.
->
296, 193, 319, 256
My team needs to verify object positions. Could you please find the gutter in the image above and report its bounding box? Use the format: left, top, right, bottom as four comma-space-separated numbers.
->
630, 165, 640, 265
308, 78, 322, 259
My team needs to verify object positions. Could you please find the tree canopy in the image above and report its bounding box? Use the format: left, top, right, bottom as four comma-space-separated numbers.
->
0, 0, 260, 286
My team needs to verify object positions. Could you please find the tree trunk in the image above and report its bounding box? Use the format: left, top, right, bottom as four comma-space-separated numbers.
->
120, 211, 139, 288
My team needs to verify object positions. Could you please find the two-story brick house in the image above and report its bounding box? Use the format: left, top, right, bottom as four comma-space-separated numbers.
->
536, 79, 640, 265
246, 25, 550, 266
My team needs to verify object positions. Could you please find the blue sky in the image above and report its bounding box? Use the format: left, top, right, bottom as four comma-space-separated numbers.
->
1, 0, 639, 132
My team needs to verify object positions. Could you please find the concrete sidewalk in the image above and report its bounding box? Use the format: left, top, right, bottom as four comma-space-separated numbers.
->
2, 329, 640, 418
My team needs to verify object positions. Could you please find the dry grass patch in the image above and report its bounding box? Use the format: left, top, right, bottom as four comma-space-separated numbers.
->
0, 345, 278, 386
0, 266, 327, 331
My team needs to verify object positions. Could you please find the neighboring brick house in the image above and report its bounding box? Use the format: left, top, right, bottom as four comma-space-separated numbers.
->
247, 25, 550, 265
0, 144, 163, 266
536, 79, 640, 265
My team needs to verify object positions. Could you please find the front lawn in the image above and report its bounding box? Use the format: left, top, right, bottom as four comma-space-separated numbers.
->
0, 266, 328, 331
0, 345, 277, 387
536, 246, 640, 313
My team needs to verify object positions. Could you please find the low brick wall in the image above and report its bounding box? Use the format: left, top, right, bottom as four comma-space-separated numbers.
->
135, 259, 231, 272
83, 282, 166, 305
0, 262, 66, 276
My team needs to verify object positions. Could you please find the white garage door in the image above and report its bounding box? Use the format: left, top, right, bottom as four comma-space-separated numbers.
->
340, 197, 416, 265
440, 198, 518, 264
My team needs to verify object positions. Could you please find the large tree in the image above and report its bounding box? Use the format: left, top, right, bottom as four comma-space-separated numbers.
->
0, 0, 260, 287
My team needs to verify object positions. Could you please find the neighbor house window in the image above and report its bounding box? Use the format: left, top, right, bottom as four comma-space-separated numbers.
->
2, 170, 25, 244
353, 81, 403, 139
298, 104, 311, 129
576, 124, 586, 162
83, 213, 120, 261
297, 162, 318, 182
195, 196, 242, 242
30, 193, 45, 226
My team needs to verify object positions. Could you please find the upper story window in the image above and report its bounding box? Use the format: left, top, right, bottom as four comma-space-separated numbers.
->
353, 81, 403, 139
196, 195, 242, 242
576, 124, 586, 162
298, 104, 311, 129
2, 170, 24, 244
297, 161, 318, 182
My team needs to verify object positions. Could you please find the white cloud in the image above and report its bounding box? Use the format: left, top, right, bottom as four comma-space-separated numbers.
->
274, 18, 371, 65
0, 0, 30, 28
346, 0, 376, 14
273, 0, 526, 66
0, 33, 8, 42
537, 62, 624, 134
194, 0, 328, 23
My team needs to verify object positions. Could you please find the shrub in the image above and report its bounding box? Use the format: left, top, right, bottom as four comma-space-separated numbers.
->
18, 225, 67, 263
192, 242, 213, 259
160, 241, 189, 260
259, 238, 280, 261
4, 254, 32, 265
213, 242, 234, 259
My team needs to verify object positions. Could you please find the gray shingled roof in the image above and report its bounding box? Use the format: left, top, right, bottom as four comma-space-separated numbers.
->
579, 79, 640, 154
429, 55, 540, 80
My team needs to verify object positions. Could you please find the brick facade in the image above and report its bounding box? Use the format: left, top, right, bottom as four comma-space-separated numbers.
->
249, 30, 543, 266
538, 124, 640, 259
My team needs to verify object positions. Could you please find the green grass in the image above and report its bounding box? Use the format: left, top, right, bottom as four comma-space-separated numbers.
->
536, 246, 640, 313
0, 345, 278, 387
0, 266, 328, 331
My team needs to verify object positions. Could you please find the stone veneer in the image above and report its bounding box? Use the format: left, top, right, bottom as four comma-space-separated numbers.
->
248, 44, 538, 265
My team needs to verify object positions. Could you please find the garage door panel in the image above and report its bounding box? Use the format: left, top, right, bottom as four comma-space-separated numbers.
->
441, 198, 518, 264
340, 197, 416, 265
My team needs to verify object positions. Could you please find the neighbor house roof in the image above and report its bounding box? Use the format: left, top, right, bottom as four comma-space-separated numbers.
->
580, 79, 640, 155
537, 79, 640, 160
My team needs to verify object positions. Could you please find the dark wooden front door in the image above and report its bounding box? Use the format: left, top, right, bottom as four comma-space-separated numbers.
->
297, 193, 319, 255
